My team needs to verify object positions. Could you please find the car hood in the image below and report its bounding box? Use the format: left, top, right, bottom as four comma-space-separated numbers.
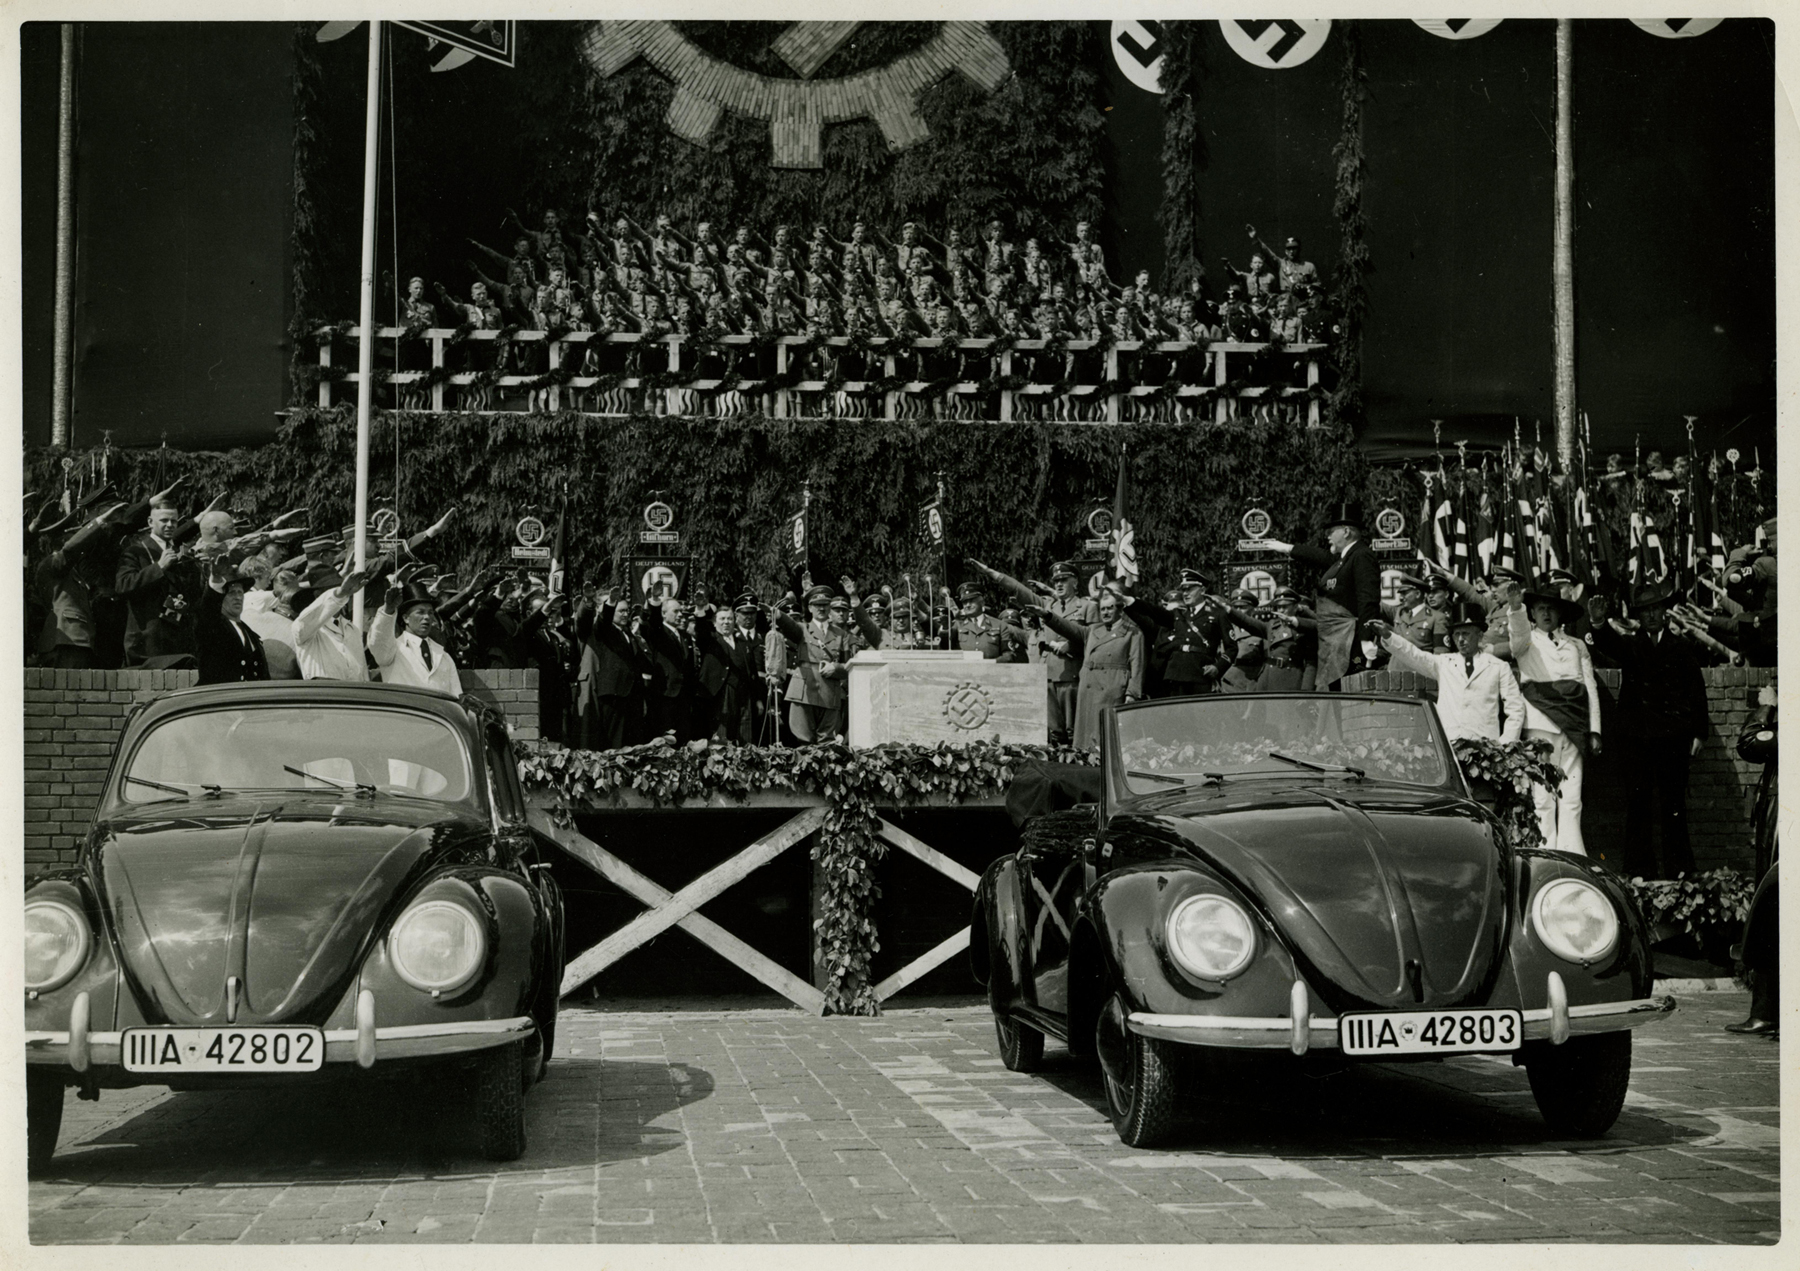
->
94, 794, 487, 1026
1154, 783, 1508, 1011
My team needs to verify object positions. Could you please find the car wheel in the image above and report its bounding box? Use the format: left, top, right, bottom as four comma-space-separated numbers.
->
476, 1041, 528, 1161
1095, 992, 1180, 1148
1525, 1031, 1632, 1138
994, 1012, 1045, 1072
26, 1071, 64, 1175
531, 1016, 556, 1086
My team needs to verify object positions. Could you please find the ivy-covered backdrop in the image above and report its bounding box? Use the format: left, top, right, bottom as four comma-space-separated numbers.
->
27, 409, 1374, 600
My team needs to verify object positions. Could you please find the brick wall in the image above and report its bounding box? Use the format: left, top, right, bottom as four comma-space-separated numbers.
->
1344, 665, 1773, 872
22, 668, 539, 874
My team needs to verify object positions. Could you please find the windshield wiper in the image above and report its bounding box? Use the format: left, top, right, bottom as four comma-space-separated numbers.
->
125, 775, 189, 798
1127, 769, 1225, 787
1267, 751, 1365, 779
283, 765, 376, 797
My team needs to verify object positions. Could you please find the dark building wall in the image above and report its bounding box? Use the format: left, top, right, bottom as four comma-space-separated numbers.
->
21, 22, 295, 449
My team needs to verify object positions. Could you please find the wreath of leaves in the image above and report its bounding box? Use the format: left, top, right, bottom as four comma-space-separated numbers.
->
1452, 736, 1562, 852
516, 737, 1092, 1015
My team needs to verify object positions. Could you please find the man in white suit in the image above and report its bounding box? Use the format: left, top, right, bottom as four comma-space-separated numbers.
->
1372, 603, 1524, 744
371, 566, 460, 696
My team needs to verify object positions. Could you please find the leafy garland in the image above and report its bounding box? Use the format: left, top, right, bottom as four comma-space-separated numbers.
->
27, 409, 1374, 602
1157, 21, 1201, 296
1452, 736, 1562, 852
1619, 868, 1754, 948
515, 737, 1093, 1015
1326, 18, 1370, 439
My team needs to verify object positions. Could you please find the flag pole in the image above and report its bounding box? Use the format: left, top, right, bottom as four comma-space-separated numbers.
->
1552, 19, 1577, 471
352, 21, 383, 630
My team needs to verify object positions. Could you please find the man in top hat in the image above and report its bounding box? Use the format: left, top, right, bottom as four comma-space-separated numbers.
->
1373, 603, 1523, 744
370, 565, 460, 696
1593, 578, 1710, 878
775, 585, 859, 743
194, 555, 270, 686
695, 593, 767, 744
1502, 579, 1601, 855
968, 558, 1096, 746
949, 582, 1027, 660
1264, 505, 1382, 687
1386, 572, 1450, 653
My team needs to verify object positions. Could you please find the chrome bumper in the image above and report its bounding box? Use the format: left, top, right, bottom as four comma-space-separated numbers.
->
25, 990, 531, 1071
1128, 974, 1678, 1054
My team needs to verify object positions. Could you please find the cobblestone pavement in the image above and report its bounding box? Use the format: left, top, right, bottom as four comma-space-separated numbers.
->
29, 990, 1780, 1244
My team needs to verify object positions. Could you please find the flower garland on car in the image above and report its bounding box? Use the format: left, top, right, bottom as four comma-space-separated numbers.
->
516, 737, 1093, 1016
1451, 736, 1562, 852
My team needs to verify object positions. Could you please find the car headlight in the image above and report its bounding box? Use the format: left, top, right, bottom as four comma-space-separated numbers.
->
1530, 878, 1620, 964
1166, 894, 1257, 981
387, 899, 486, 994
25, 898, 91, 993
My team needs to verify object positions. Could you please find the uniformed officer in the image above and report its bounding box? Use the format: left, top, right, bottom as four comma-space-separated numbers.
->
966, 558, 1095, 746
950, 582, 1027, 659
1154, 567, 1230, 697
1388, 573, 1451, 652
774, 585, 858, 743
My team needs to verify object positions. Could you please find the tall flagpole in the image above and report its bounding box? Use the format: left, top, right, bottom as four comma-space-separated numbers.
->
1552, 20, 1576, 471
51, 24, 77, 449
353, 21, 383, 629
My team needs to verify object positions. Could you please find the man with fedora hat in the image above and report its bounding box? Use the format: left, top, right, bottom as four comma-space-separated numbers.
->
370, 563, 460, 696
1594, 577, 1709, 878
969, 558, 1096, 745
1264, 503, 1381, 687
1503, 579, 1602, 855
1373, 602, 1523, 744
194, 555, 270, 686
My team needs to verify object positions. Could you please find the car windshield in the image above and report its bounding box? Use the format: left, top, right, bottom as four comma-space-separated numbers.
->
119, 705, 473, 805
1115, 696, 1450, 796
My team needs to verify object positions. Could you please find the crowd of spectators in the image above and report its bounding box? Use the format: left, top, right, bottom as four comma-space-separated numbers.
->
373, 213, 1329, 421
26, 480, 1774, 879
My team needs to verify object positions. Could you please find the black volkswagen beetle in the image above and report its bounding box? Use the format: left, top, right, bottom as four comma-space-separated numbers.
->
24, 681, 565, 1170
972, 693, 1675, 1147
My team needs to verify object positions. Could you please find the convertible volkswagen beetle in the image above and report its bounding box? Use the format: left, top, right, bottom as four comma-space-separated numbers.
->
24, 681, 565, 1171
972, 692, 1675, 1147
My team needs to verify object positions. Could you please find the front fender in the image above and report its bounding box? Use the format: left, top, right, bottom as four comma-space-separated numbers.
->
24, 876, 121, 1037
1506, 850, 1653, 1012
1082, 863, 1304, 1018
349, 869, 546, 1031
973, 856, 1031, 1014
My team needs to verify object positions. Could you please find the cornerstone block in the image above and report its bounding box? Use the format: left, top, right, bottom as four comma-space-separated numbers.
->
847, 650, 1047, 747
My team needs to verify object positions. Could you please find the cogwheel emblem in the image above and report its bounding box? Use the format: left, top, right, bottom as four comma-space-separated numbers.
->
942, 681, 994, 731
580, 21, 1013, 169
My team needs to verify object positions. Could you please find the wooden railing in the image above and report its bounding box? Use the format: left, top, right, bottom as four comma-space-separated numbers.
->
317, 327, 1326, 426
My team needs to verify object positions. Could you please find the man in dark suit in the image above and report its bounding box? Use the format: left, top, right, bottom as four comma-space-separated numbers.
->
694, 595, 766, 744
574, 592, 651, 751
195, 562, 270, 685
1266, 504, 1382, 686
639, 595, 696, 741
115, 498, 201, 665
1592, 579, 1710, 878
